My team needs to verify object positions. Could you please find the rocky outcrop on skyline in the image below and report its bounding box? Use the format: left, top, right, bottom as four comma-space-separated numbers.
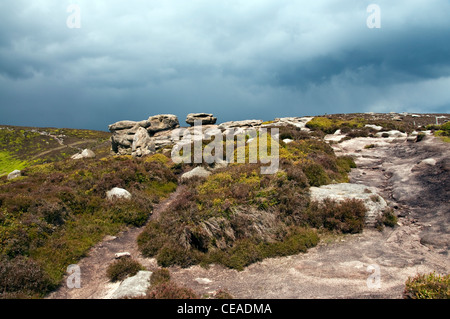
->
186, 113, 217, 126
109, 114, 179, 156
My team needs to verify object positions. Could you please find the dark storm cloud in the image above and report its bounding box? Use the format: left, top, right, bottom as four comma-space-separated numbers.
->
0, 0, 449, 131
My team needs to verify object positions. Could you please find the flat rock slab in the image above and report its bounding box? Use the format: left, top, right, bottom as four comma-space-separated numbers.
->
109, 271, 152, 299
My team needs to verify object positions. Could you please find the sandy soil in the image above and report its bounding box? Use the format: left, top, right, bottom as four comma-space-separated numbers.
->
47, 135, 449, 299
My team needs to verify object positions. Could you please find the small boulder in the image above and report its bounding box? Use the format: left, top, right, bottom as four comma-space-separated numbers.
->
7, 170, 21, 180
376, 130, 407, 138
115, 252, 131, 259
186, 113, 217, 126
71, 149, 96, 160
181, 167, 212, 181
110, 271, 152, 299
106, 187, 132, 201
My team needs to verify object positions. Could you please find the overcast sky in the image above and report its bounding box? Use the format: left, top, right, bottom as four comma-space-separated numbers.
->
1, 0, 449, 131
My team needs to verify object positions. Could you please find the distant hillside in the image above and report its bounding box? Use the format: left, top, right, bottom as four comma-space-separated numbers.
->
0, 125, 111, 176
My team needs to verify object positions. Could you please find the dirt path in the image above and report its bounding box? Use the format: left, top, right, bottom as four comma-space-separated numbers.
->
48, 136, 449, 299
31, 140, 98, 160
46, 186, 186, 299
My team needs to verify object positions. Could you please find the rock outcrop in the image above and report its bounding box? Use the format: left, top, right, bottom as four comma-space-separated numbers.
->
109, 114, 179, 156
218, 119, 263, 129
186, 113, 217, 126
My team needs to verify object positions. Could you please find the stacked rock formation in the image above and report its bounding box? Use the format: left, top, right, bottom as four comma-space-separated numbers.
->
109, 114, 316, 157
109, 114, 179, 156
186, 113, 217, 126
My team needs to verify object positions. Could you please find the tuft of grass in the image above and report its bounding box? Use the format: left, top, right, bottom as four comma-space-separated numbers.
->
106, 257, 145, 282
376, 208, 398, 230
214, 289, 234, 299
404, 272, 449, 299
150, 268, 171, 286
144, 281, 199, 299
306, 117, 365, 134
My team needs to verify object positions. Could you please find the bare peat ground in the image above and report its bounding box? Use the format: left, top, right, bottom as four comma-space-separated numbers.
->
47, 136, 449, 299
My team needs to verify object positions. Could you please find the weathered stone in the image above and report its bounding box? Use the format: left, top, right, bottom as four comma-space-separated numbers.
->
146, 114, 179, 134
71, 149, 96, 160
110, 271, 152, 299
106, 187, 132, 201
109, 114, 179, 156
365, 124, 383, 131
218, 120, 263, 129
186, 113, 217, 126
115, 252, 131, 259
108, 120, 139, 131
7, 170, 21, 180
376, 130, 407, 138
132, 127, 155, 157
181, 167, 212, 181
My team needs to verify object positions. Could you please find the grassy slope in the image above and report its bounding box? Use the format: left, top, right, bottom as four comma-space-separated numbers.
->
0, 125, 111, 176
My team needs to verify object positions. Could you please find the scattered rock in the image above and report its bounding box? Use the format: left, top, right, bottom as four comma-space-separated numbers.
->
181, 167, 212, 181
71, 149, 96, 160
186, 113, 217, 126
282, 138, 294, 144
115, 252, 131, 259
106, 187, 132, 201
411, 158, 437, 172
218, 120, 263, 129
376, 130, 407, 138
109, 271, 152, 299
7, 170, 21, 180
195, 278, 213, 285
365, 124, 383, 131
420, 158, 437, 166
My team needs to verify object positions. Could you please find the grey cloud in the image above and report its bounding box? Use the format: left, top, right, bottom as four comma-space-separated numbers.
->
0, 0, 449, 131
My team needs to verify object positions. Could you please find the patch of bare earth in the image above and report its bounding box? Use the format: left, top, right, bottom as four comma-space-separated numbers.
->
48, 136, 449, 299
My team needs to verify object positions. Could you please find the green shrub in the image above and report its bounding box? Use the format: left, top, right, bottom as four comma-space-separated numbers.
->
106, 257, 145, 282
156, 244, 199, 268
137, 221, 167, 257
0, 256, 53, 298
381, 209, 397, 228
308, 198, 367, 234
150, 268, 171, 286
144, 281, 199, 299
404, 272, 449, 299
416, 133, 426, 142
301, 162, 330, 187
214, 289, 234, 299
